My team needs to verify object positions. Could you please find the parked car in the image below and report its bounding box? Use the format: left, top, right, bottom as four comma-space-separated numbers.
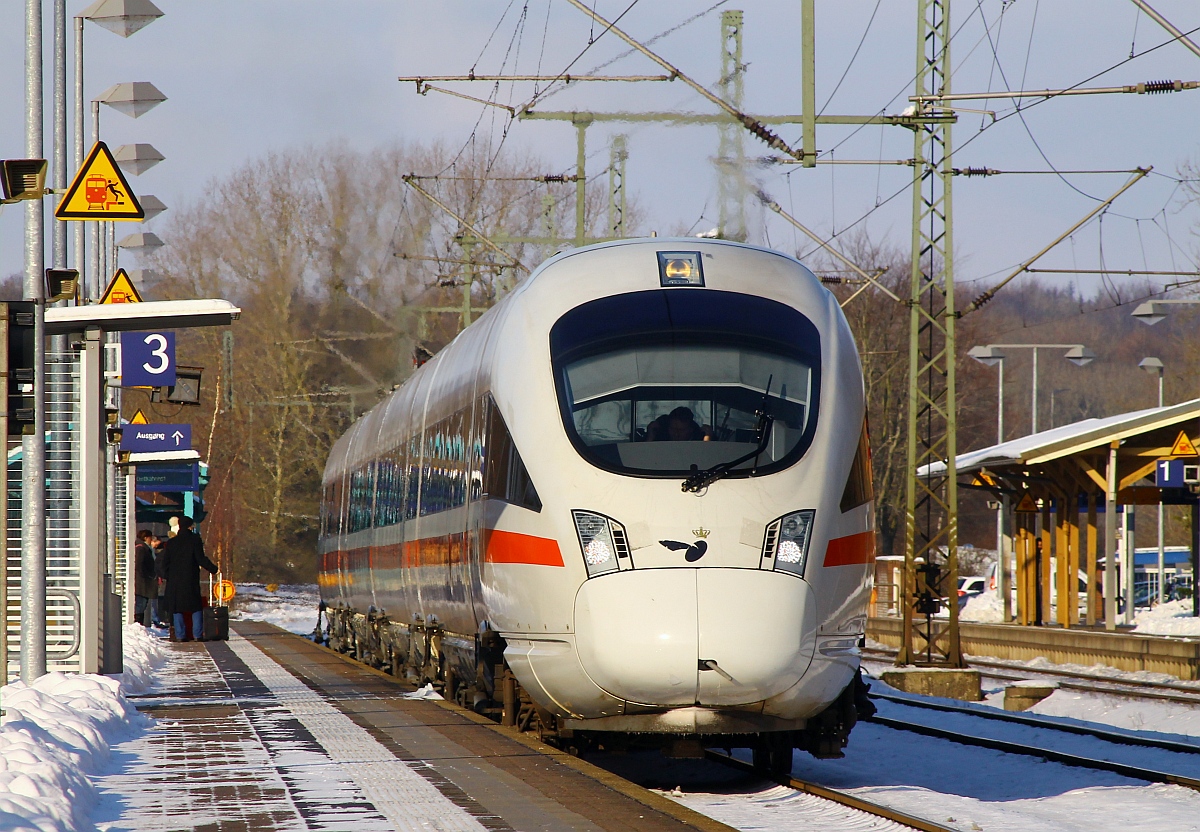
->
958, 576, 987, 609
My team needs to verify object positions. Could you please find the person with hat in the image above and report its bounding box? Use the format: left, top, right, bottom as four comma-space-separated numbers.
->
160, 516, 218, 642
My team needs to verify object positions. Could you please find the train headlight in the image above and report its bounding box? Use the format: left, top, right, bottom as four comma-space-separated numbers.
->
762, 510, 815, 577
572, 510, 629, 577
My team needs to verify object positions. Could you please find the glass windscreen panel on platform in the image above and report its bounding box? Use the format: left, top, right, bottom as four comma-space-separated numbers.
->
550, 288, 822, 477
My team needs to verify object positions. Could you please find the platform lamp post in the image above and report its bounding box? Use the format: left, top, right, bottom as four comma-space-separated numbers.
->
1140, 356, 1167, 606
967, 345, 1011, 620
74, 0, 164, 298
1133, 303, 1200, 616
975, 344, 1094, 435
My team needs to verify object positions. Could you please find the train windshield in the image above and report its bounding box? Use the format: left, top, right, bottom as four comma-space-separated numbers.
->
550, 289, 821, 477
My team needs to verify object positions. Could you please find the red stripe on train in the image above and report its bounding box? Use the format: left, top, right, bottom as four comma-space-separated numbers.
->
485, 529, 565, 567
823, 531, 876, 567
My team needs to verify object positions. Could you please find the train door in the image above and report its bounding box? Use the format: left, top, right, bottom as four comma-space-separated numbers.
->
466, 394, 488, 628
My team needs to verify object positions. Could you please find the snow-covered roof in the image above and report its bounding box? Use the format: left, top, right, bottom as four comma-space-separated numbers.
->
920, 398, 1200, 477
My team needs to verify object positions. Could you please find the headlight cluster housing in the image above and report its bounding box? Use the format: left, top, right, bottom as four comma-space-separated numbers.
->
761, 509, 815, 578
572, 510, 630, 577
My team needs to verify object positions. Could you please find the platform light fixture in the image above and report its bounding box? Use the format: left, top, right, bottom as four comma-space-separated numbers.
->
1132, 299, 1200, 326
117, 231, 164, 253
96, 81, 166, 118
81, 0, 164, 38
1064, 345, 1095, 366
112, 143, 164, 176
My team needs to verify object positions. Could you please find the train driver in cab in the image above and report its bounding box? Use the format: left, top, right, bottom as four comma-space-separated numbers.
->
645, 406, 712, 441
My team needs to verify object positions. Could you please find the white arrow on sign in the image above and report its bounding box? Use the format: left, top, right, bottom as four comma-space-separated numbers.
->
172, 430, 184, 446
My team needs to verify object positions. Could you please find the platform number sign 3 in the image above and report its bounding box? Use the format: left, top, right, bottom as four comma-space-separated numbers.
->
121, 331, 176, 388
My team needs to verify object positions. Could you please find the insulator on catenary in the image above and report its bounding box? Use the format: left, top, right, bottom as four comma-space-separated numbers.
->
955, 167, 997, 177
1137, 80, 1181, 94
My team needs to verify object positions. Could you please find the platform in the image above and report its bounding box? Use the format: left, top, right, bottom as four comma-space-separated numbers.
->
868, 616, 1200, 679
94, 621, 731, 832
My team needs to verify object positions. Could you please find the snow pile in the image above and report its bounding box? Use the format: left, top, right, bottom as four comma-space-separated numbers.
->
119, 623, 168, 694
1132, 598, 1200, 636
0, 672, 148, 832
960, 592, 1005, 623
231, 583, 321, 635
402, 683, 443, 701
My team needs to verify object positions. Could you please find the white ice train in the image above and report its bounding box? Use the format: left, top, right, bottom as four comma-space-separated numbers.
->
318, 238, 875, 771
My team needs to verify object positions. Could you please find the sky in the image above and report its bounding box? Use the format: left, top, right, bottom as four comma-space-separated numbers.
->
1, 1, 1200, 305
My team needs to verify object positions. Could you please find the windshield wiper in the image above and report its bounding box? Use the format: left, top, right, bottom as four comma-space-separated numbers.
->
682, 377, 776, 493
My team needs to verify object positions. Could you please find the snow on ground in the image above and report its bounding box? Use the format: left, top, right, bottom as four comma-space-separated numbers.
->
1018, 686, 1200, 739
0, 626, 163, 832
659, 716, 1200, 832
1133, 598, 1200, 636
229, 582, 320, 636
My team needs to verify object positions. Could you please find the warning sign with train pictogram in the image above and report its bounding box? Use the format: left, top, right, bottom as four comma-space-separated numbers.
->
99, 269, 143, 305
54, 141, 144, 221
1170, 430, 1199, 458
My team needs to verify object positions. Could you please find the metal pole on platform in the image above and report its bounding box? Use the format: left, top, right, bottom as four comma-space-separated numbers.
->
1105, 443, 1118, 630
22, 0, 48, 682
73, 15, 85, 292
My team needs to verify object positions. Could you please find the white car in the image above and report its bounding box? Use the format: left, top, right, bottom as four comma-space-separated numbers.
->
957, 576, 987, 608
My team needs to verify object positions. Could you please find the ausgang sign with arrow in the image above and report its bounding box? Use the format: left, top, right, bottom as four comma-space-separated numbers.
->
120, 423, 192, 453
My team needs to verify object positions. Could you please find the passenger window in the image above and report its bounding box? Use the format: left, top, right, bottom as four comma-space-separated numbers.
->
840, 420, 874, 513
483, 395, 542, 512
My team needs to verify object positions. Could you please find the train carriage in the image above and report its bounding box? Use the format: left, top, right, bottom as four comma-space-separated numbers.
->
319, 238, 876, 771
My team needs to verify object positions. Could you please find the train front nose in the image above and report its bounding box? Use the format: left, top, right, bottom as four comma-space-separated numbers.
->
573, 569, 817, 707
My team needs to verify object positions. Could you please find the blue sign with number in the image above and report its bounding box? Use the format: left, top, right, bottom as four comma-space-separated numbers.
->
120, 423, 192, 453
121, 331, 176, 387
1158, 459, 1184, 488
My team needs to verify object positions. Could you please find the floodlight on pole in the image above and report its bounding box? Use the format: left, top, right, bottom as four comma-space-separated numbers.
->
136, 194, 166, 222
1064, 345, 1095, 366
1132, 298, 1200, 325
112, 143, 163, 176
80, 0, 163, 38
967, 344, 1005, 368
117, 232, 163, 253
96, 82, 166, 118
979, 343, 1093, 434
0, 159, 47, 202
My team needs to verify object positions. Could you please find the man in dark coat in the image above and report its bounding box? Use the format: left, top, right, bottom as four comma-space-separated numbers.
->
161, 516, 218, 642
133, 530, 157, 627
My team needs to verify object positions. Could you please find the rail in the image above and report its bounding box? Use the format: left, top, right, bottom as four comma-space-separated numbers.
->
868, 714, 1200, 792
871, 689, 1200, 755
862, 646, 1200, 705
703, 749, 957, 832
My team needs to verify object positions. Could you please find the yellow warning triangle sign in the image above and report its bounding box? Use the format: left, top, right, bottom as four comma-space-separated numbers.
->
54, 141, 144, 221
130, 410, 148, 425
1015, 493, 1039, 512
99, 269, 143, 304
1171, 430, 1199, 457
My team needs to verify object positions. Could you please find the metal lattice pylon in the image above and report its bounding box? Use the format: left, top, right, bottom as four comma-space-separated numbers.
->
900, 0, 962, 667
716, 10, 748, 242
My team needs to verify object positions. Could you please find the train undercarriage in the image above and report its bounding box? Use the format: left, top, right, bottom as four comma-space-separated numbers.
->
320, 604, 873, 776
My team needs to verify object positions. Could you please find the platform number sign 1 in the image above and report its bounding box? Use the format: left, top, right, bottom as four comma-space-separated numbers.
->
121, 331, 176, 388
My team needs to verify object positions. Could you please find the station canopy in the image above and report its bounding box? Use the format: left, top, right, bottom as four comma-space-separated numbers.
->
921, 399, 1200, 505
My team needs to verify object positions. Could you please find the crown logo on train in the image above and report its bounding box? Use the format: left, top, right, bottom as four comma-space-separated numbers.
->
692, 527, 710, 539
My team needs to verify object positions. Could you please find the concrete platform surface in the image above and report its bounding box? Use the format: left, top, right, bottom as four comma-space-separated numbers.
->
93, 621, 733, 832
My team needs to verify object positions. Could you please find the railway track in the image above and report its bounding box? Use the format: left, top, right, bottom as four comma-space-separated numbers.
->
867, 712, 1200, 791
702, 750, 957, 832
862, 646, 1200, 704
871, 689, 1200, 754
